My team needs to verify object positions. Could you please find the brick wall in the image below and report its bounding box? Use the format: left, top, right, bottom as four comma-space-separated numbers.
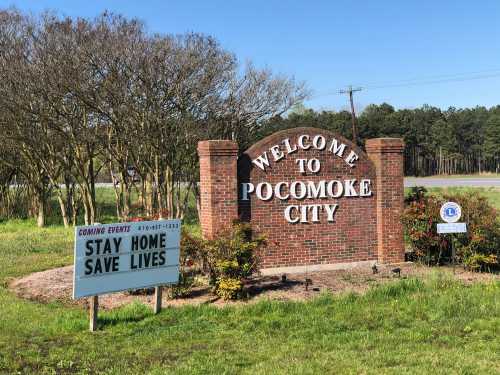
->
366, 138, 405, 263
197, 140, 239, 240
198, 128, 405, 268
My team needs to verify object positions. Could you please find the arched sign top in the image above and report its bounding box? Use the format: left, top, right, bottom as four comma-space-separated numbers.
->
240, 127, 373, 172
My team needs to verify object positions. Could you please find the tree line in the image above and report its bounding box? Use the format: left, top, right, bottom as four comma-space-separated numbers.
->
0, 9, 306, 226
1, 9, 499, 228
258, 103, 500, 176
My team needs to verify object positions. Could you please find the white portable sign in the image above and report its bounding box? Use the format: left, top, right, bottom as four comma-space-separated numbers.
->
73, 219, 180, 299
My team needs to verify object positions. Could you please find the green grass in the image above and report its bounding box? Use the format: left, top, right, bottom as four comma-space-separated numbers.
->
0, 188, 499, 374
407, 173, 500, 179
429, 187, 500, 210
405, 187, 500, 210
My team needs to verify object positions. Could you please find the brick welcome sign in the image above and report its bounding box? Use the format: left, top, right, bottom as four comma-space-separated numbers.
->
198, 127, 405, 273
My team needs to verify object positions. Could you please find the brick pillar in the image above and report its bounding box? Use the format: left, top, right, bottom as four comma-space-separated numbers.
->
366, 138, 405, 264
197, 140, 239, 239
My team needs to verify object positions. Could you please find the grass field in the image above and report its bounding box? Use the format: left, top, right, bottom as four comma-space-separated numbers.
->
406, 186, 500, 210
406, 173, 500, 179
0, 187, 499, 374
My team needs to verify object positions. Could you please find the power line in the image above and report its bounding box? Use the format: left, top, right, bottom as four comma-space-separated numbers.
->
312, 68, 500, 99
358, 67, 500, 89
364, 72, 500, 90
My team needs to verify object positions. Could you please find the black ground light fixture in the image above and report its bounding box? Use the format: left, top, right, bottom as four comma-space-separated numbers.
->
392, 268, 401, 277
305, 278, 313, 291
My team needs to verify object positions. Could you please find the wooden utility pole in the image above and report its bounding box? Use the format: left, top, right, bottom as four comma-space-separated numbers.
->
339, 86, 362, 144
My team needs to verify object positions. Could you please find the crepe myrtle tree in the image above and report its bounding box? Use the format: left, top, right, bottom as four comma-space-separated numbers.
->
128, 33, 237, 220
0, 8, 308, 225
0, 10, 53, 227
0, 133, 41, 221
208, 63, 308, 149
85, 16, 308, 221
39, 15, 108, 226
0, 11, 101, 226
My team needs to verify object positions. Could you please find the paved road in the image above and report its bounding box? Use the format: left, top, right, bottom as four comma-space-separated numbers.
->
404, 177, 500, 188
94, 179, 500, 188
13, 179, 500, 190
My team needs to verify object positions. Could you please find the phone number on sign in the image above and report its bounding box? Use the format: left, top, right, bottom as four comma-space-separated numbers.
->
137, 222, 180, 231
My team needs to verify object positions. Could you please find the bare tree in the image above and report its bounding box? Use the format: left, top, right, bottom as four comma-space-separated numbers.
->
0, 9, 308, 225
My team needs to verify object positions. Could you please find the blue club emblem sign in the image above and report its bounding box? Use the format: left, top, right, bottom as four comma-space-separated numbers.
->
439, 202, 462, 223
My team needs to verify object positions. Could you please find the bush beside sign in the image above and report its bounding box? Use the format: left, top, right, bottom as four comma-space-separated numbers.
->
73, 219, 180, 299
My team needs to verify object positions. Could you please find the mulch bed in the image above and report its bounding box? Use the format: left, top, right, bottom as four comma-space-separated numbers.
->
8, 262, 498, 310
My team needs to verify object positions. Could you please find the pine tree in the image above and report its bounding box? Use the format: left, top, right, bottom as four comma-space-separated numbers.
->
483, 115, 500, 172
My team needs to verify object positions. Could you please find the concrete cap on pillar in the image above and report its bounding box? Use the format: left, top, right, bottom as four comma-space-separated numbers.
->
197, 140, 238, 156
365, 138, 405, 153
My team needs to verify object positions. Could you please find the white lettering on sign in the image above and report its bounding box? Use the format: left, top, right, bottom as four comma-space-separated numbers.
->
344, 179, 358, 197
251, 134, 358, 171
73, 219, 180, 299
241, 179, 371, 223
256, 182, 273, 201
246, 134, 370, 224
284, 205, 299, 223
270, 145, 285, 162
241, 179, 373, 201
298, 135, 311, 150
307, 180, 327, 199
296, 159, 307, 173
329, 139, 346, 157
345, 150, 359, 167
312, 135, 326, 150
252, 152, 271, 171
283, 204, 339, 223
282, 138, 298, 154
360, 179, 372, 197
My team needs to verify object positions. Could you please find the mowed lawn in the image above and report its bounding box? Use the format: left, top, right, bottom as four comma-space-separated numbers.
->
423, 186, 500, 209
0, 188, 499, 374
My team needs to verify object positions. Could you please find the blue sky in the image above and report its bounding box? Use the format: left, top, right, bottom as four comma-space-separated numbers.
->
3, 0, 500, 112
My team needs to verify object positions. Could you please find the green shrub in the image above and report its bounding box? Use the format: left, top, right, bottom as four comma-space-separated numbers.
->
178, 223, 265, 300
215, 276, 244, 300
180, 227, 206, 269
464, 254, 498, 272
403, 188, 446, 264
206, 222, 265, 300
167, 269, 196, 299
162, 229, 206, 299
403, 187, 500, 269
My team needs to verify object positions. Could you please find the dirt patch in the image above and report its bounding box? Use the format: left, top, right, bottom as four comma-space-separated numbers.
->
8, 263, 498, 310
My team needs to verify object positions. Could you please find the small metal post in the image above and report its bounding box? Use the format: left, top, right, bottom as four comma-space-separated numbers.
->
451, 236, 456, 274
154, 286, 162, 314
89, 295, 98, 332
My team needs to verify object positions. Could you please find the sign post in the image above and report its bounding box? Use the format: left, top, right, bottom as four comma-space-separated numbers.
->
89, 295, 98, 332
437, 202, 466, 272
154, 286, 162, 314
73, 219, 181, 331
